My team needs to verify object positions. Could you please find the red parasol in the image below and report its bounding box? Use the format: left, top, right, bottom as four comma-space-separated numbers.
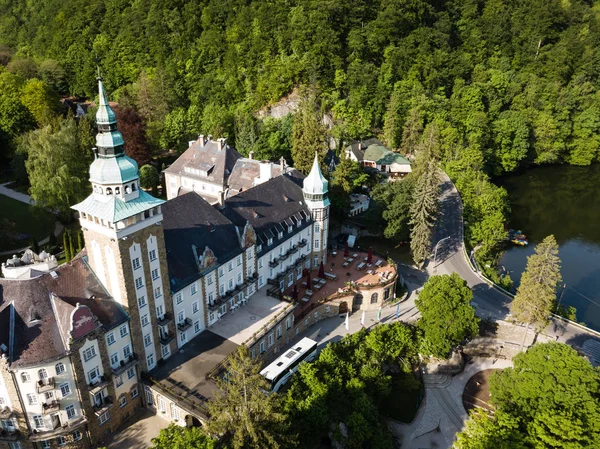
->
319, 261, 325, 278
344, 241, 349, 257
367, 247, 373, 264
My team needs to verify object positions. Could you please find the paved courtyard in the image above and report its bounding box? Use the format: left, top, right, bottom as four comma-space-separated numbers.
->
107, 408, 168, 449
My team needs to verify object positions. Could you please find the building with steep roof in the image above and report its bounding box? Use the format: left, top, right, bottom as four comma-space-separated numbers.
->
0, 80, 332, 447
344, 138, 411, 179
164, 136, 295, 204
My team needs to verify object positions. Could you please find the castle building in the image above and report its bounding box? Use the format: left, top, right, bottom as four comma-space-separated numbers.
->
0, 80, 331, 447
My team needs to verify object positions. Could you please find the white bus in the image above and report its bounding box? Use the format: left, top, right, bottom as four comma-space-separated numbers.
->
260, 337, 318, 392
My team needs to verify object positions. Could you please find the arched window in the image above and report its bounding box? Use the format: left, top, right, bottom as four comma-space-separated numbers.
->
125, 186, 131, 194
115, 187, 120, 195
38, 369, 48, 380
21, 372, 30, 383
106, 187, 113, 195
370, 293, 379, 304
55, 363, 65, 375
131, 183, 137, 192
98, 187, 103, 194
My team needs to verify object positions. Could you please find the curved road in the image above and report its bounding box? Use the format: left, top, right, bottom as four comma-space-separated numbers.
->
429, 174, 600, 357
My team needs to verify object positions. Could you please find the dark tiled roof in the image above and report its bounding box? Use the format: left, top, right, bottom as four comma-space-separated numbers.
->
221, 173, 310, 233
0, 277, 66, 367
0, 256, 129, 368
162, 192, 243, 292
164, 138, 242, 187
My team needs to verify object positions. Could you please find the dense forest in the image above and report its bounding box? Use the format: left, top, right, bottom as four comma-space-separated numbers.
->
1, 0, 599, 256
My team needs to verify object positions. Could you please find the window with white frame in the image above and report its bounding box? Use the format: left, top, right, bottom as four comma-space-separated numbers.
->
151, 268, 159, 280
162, 345, 170, 357
314, 239, 320, 249
72, 430, 82, 441
314, 223, 320, 233
258, 258, 263, 268
154, 286, 162, 298
194, 321, 201, 333
41, 441, 51, 449
131, 386, 139, 398
33, 415, 44, 428
286, 316, 292, 329
147, 353, 155, 369
191, 283, 197, 295
120, 395, 127, 408
20, 372, 30, 383
56, 436, 66, 447
237, 273, 242, 284
207, 274, 213, 285
257, 244, 262, 252
144, 334, 152, 347
148, 249, 157, 262
278, 231, 283, 239
38, 368, 48, 380
110, 353, 119, 367
180, 332, 186, 343
228, 279, 233, 289
115, 375, 124, 387
87, 367, 100, 384
218, 266, 224, 277
135, 277, 143, 289
208, 292, 214, 304
27, 393, 38, 405
219, 284, 224, 295
156, 305, 164, 318
138, 295, 147, 308
99, 411, 110, 425
192, 301, 199, 314
260, 340, 265, 354
60, 382, 71, 397
220, 304, 227, 315
177, 310, 185, 324
44, 391, 53, 401
145, 389, 154, 406
228, 261, 233, 271
66, 404, 76, 420
276, 325, 282, 339
127, 367, 136, 379
123, 345, 132, 359
132, 258, 140, 270
83, 346, 96, 362
258, 275, 264, 287
106, 332, 115, 346
268, 333, 274, 347
119, 325, 128, 338
209, 311, 215, 323
268, 237, 273, 245
237, 255, 242, 266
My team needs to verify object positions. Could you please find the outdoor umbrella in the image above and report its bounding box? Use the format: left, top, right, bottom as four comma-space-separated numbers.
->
367, 247, 373, 264
319, 261, 325, 278
344, 241, 349, 257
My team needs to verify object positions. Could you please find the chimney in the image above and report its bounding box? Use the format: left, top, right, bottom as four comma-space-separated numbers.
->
280, 157, 286, 171
358, 142, 363, 151
249, 151, 254, 160
198, 135, 205, 146
207, 134, 213, 143
217, 190, 226, 206
259, 161, 273, 183
217, 137, 226, 151
188, 141, 195, 148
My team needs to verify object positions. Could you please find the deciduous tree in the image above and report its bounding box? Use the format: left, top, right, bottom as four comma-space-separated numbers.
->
114, 105, 151, 166
150, 424, 215, 449
139, 164, 160, 195
415, 273, 479, 358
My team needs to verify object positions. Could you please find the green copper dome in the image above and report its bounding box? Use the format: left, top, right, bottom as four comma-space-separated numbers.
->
89, 154, 139, 184
96, 79, 117, 125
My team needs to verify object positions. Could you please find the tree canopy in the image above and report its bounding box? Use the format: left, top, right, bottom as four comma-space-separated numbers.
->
456, 343, 600, 449
415, 273, 479, 358
149, 424, 215, 449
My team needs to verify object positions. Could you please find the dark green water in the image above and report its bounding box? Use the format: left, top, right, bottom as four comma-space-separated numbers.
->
497, 164, 600, 331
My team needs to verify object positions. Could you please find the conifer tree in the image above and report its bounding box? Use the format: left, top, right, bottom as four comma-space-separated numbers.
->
409, 158, 440, 268
207, 346, 290, 449
63, 230, 71, 262
68, 230, 75, 259
291, 89, 326, 174
511, 235, 562, 350
76, 230, 83, 252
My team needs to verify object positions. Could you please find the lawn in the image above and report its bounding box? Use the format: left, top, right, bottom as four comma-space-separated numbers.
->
356, 235, 413, 265
0, 195, 56, 253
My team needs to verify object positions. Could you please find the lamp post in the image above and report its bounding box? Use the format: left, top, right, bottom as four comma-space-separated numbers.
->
432, 236, 451, 274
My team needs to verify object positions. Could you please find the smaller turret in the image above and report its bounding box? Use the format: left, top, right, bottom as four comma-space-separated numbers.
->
302, 153, 330, 210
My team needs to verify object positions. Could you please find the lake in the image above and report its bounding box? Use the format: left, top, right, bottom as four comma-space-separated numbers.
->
497, 164, 600, 331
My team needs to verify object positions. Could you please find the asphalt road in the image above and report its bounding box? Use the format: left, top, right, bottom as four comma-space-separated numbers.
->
424, 173, 600, 358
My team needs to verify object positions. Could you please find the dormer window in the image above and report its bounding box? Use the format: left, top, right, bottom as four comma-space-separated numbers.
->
257, 244, 262, 253
278, 232, 283, 239
288, 225, 292, 233
268, 238, 273, 246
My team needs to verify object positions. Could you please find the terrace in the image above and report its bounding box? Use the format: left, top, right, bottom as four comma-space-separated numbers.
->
280, 248, 397, 320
